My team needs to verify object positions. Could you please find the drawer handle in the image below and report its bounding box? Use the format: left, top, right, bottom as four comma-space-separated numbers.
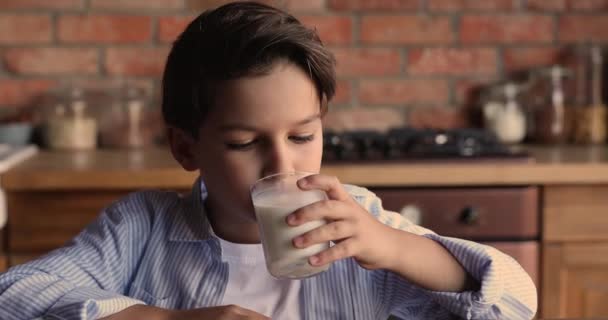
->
459, 206, 480, 225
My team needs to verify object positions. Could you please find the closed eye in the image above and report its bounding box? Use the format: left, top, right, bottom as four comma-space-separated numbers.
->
225, 140, 257, 150
225, 134, 315, 151
290, 134, 315, 144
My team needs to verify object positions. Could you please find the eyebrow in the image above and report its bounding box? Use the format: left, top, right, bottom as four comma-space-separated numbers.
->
218, 113, 322, 132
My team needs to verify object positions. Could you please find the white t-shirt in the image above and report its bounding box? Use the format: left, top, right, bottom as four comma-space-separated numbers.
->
210, 227, 301, 318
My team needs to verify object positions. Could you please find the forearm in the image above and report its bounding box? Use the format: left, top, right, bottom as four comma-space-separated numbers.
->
383, 228, 479, 292
101, 305, 167, 320
1, 270, 139, 320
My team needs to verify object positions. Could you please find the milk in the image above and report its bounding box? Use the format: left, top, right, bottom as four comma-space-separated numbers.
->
253, 189, 330, 279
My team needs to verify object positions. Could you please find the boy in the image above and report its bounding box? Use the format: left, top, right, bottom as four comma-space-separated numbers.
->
0, 2, 537, 319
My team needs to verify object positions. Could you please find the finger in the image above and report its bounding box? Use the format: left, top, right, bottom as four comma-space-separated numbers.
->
308, 238, 357, 266
286, 199, 349, 226
298, 174, 350, 201
293, 220, 354, 248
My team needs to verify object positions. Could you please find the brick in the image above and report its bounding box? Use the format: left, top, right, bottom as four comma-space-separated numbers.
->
186, 0, 280, 10
359, 79, 449, 105
159, 14, 351, 45
408, 48, 497, 76
186, 0, 323, 13
70, 78, 155, 95
298, 15, 353, 45
328, 0, 419, 10
322, 107, 406, 131
286, 0, 325, 11
0, 0, 84, 9
0, 14, 52, 44
0, 79, 56, 108
460, 14, 554, 44
105, 47, 170, 76
90, 0, 183, 10
333, 48, 402, 76
361, 15, 453, 45
525, 0, 566, 11
58, 15, 152, 43
569, 0, 608, 10
332, 80, 351, 104
559, 15, 608, 42
4, 48, 98, 75
428, 0, 516, 11
504, 47, 562, 72
455, 77, 496, 104
408, 106, 468, 129
158, 15, 195, 43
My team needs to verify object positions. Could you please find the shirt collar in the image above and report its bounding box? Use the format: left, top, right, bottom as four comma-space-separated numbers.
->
168, 176, 213, 242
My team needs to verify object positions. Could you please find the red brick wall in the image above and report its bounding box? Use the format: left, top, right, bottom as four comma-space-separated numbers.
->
1, 0, 607, 129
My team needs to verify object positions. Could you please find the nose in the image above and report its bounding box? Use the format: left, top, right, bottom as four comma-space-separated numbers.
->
261, 139, 294, 177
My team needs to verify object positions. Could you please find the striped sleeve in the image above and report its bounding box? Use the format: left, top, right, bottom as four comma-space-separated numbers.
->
348, 185, 538, 320
419, 234, 537, 319
0, 192, 157, 320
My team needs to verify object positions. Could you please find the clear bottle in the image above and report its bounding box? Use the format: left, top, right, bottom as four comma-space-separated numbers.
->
99, 86, 156, 149
531, 65, 573, 144
572, 45, 607, 144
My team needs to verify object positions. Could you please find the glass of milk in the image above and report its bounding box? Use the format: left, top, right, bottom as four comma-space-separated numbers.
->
250, 172, 331, 279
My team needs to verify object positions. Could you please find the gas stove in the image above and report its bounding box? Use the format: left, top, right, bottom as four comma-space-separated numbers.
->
322, 128, 531, 163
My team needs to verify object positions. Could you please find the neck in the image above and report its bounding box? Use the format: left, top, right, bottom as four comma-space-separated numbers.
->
204, 199, 261, 244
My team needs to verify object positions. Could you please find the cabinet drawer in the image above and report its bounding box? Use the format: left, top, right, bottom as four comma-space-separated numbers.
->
373, 187, 539, 239
7, 191, 133, 252
9, 254, 38, 268
544, 186, 608, 241
0, 255, 7, 273
543, 242, 608, 318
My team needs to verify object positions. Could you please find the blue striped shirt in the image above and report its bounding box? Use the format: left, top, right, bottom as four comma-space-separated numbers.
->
0, 178, 537, 319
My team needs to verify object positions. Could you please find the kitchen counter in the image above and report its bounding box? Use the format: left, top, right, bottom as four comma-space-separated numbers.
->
4, 145, 608, 190
3, 145, 608, 318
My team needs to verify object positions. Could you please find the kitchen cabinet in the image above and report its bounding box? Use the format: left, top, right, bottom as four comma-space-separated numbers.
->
0, 229, 5, 272
7, 190, 137, 253
541, 186, 608, 318
0, 256, 6, 273
4, 146, 608, 318
543, 243, 608, 317
374, 186, 539, 286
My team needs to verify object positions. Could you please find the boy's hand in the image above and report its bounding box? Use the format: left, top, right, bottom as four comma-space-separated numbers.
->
102, 304, 270, 320
288, 174, 400, 270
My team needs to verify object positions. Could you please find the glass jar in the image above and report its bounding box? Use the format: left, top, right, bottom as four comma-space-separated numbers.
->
529, 65, 574, 144
571, 45, 607, 144
98, 86, 160, 149
481, 82, 527, 144
44, 87, 98, 150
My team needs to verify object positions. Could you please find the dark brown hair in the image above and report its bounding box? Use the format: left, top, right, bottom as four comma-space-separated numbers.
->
162, 1, 336, 138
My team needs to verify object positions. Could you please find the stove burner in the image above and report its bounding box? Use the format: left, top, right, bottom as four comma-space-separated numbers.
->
322, 128, 529, 163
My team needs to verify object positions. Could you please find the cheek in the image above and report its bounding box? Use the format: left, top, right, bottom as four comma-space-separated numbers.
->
203, 158, 258, 209
198, 145, 258, 190
216, 152, 258, 178
295, 138, 323, 170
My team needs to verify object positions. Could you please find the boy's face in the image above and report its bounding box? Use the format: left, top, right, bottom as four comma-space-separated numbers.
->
175, 61, 324, 221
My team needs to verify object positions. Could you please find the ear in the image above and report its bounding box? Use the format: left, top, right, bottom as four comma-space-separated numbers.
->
167, 126, 199, 172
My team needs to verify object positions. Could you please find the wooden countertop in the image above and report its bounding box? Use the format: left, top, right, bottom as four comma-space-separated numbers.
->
4, 145, 608, 190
